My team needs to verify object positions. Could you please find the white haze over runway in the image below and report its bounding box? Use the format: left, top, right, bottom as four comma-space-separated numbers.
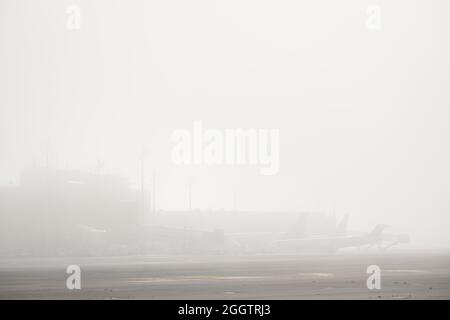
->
0, 0, 449, 250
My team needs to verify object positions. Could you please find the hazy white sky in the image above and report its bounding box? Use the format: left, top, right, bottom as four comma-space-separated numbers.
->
0, 0, 449, 247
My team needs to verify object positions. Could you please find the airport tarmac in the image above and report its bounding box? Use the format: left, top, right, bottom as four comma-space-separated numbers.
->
0, 252, 449, 299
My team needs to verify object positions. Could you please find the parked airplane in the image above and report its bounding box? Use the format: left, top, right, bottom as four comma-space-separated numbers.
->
271, 224, 390, 253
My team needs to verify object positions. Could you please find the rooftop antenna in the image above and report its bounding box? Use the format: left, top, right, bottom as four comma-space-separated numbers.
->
233, 182, 237, 212
140, 145, 146, 225
188, 178, 192, 211
152, 171, 156, 214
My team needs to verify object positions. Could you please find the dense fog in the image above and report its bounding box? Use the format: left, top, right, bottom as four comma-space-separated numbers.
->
1, 0, 449, 257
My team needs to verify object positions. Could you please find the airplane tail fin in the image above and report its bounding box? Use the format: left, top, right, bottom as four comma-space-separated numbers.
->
336, 214, 349, 236
369, 224, 388, 238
